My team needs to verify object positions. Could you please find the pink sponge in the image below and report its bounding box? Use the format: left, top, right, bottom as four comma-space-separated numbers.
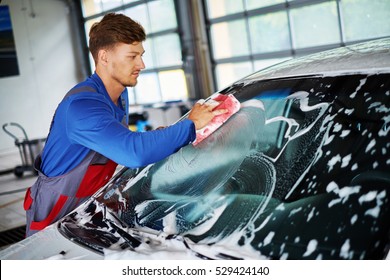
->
193, 93, 240, 146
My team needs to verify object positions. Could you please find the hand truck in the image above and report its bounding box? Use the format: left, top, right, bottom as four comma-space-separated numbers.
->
2, 122, 46, 178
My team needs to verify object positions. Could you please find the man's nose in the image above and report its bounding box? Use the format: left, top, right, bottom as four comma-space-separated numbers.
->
137, 57, 145, 70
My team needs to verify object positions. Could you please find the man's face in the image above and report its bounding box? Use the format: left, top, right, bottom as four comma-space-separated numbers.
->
106, 41, 145, 87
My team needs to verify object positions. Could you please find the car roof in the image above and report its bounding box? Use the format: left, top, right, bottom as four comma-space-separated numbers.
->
241, 37, 390, 83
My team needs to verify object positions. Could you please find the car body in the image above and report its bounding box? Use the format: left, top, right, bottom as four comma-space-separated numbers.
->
1, 37, 389, 260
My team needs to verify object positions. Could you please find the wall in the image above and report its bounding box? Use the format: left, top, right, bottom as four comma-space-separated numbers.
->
0, 0, 81, 155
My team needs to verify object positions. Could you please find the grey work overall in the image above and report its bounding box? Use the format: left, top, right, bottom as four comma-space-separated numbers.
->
24, 86, 125, 237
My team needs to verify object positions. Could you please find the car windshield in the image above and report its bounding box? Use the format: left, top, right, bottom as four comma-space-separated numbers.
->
59, 73, 390, 259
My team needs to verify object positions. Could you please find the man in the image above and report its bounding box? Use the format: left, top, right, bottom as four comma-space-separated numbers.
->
24, 13, 226, 237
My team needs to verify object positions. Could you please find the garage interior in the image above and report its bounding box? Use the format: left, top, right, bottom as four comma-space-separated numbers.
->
0, 0, 389, 248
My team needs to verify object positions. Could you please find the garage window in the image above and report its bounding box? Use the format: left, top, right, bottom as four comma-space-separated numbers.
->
204, 0, 390, 90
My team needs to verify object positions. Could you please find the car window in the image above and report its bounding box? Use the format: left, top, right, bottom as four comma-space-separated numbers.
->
60, 73, 390, 259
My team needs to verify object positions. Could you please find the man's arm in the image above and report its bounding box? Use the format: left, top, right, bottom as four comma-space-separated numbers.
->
66, 98, 196, 168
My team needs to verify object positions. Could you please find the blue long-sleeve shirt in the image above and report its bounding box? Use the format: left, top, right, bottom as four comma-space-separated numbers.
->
41, 73, 195, 176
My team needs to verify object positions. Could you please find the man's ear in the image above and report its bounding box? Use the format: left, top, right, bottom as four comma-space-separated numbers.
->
97, 49, 109, 66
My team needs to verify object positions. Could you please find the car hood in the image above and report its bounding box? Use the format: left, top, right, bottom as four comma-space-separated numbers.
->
0, 223, 102, 260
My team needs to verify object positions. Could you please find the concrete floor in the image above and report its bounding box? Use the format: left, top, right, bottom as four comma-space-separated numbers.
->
0, 151, 36, 232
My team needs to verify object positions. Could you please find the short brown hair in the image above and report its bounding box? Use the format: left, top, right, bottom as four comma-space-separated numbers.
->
89, 13, 146, 62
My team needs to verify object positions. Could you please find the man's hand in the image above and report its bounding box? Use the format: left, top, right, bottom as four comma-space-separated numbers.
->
188, 100, 228, 130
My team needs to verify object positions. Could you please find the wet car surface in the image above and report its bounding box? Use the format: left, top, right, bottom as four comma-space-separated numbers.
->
1, 38, 390, 260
